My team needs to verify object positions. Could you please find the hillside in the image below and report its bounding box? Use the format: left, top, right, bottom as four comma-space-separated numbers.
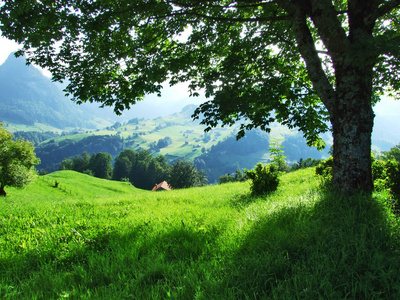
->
0, 53, 109, 129
1, 169, 400, 298
31, 103, 331, 180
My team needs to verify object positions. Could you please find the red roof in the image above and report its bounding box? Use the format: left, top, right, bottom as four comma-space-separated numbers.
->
151, 181, 172, 191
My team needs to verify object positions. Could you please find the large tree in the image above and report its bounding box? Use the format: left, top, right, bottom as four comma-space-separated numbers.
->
89, 152, 113, 179
0, 124, 40, 196
1, 1, 399, 193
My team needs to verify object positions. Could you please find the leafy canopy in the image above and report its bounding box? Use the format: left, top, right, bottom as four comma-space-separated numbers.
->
0, 123, 40, 196
0, 1, 399, 148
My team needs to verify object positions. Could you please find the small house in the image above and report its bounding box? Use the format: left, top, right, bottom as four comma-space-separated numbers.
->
152, 181, 172, 192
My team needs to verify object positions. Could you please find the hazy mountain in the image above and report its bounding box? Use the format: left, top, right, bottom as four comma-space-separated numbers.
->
0, 52, 207, 128
0, 53, 102, 128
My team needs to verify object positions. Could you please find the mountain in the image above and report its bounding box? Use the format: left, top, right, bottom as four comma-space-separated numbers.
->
0, 53, 104, 129
0, 52, 207, 129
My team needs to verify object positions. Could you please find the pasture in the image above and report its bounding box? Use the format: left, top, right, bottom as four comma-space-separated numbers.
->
1, 168, 399, 299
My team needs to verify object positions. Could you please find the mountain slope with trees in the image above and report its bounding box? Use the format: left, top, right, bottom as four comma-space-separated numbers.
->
0, 53, 104, 129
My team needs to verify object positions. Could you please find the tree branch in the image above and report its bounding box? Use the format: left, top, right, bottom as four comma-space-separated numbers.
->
177, 11, 290, 23
277, 0, 336, 111
308, 0, 349, 63
167, 0, 290, 23
375, 0, 400, 19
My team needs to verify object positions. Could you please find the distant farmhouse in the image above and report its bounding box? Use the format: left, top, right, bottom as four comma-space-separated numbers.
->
152, 181, 172, 192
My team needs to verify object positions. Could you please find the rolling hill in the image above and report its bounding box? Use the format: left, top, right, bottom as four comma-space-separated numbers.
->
30, 103, 331, 181
1, 169, 399, 298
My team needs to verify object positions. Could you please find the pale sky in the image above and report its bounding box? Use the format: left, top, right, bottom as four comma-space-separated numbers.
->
1, 35, 399, 117
0, 36, 20, 65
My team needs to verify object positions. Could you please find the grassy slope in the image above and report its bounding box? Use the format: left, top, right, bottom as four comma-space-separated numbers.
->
1, 169, 400, 299
30, 109, 297, 167
35, 110, 242, 163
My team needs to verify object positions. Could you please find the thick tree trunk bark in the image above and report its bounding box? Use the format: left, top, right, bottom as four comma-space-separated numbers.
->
330, 67, 375, 194
283, 0, 379, 194
330, 101, 374, 194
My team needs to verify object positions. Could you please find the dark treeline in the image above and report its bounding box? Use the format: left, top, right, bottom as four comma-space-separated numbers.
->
13, 131, 59, 145
36, 135, 124, 172
60, 151, 113, 179
61, 149, 207, 190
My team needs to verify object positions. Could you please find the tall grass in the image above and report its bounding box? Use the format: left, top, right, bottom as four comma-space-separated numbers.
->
0, 168, 399, 299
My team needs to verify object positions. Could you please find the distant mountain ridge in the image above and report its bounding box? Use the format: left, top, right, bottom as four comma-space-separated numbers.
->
0, 53, 207, 129
0, 53, 102, 129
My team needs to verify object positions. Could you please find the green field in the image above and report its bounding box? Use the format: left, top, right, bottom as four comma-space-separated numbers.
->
1, 169, 400, 299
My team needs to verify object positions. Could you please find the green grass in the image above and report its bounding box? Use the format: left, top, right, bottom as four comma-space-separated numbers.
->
1, 168, 400, 299
5, 122, 65, 134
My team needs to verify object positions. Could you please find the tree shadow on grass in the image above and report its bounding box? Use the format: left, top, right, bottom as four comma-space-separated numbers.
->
3, 192, 400, 299
223, 192, 400, 299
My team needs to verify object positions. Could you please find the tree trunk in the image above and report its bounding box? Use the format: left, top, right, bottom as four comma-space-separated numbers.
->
330, 67, 375, 194
284, 0, 378, 194
0, 184, 6, 197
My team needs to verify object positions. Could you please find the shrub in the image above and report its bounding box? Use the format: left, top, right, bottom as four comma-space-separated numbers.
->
246, 163, 279, 196
317, 156, 400, 198
385, 160, 400, 195
219, 174, 235, 184
374, 159, 400, 196
372, 158, 386, 182
315, 156, 333, 182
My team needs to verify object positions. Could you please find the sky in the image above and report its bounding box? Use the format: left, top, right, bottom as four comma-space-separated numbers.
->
1, 35, 400, 118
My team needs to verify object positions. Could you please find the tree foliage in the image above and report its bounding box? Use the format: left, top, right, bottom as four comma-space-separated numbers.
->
268, 138, 288, 172
60, 151, 112, 179
169, 159, 203, 189
113, 149, 171, 190
291, 157, 323, 171
379, 144, 400, 162
1, 1, 399, 193
89, 152, 113, 179
0, 123, 40, 196
246, 163, 280, 196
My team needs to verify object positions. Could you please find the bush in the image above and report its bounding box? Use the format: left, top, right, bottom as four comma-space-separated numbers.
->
373, 159, 400, 196
246, 163, 279, 196
315, 156, 333, 182
219, 174, 235, 184
372, 158, 386, 182
317, 156, 400, 198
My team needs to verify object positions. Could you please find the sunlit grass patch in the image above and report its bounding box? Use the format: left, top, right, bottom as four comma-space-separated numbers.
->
1, 168, 400, 298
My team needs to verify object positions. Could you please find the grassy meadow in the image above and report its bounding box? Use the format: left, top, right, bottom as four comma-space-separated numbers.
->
1, 169, 400, 299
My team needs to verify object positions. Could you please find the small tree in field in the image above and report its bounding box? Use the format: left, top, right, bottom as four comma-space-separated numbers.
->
0, 124, 40, 196
268, 139, 288, 172
246, 163, 280, 196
